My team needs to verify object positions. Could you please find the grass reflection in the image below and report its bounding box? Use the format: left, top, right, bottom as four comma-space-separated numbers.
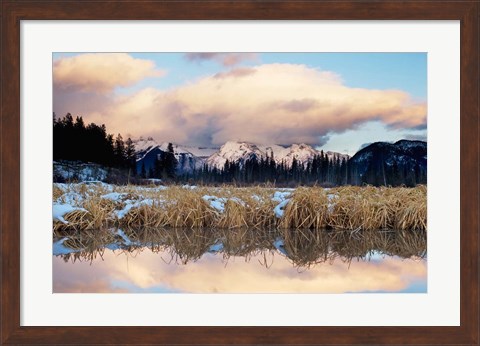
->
55, 227, 426, 269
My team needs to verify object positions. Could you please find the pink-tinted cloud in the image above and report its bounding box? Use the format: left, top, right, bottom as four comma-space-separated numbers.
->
54, 63, 427, 147
53, 53, 165, 94
185, 53, 258, 67
214, 67, 257, 79
280, 98, 319, 113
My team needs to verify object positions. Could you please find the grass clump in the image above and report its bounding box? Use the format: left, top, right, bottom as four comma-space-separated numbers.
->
164, 188, 217, 228
328, 186, 426, 232
53, 209, 93, 234
279, 187, 329, 230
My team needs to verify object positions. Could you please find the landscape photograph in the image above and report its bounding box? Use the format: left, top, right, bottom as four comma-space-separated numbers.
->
52, 52, 427, 293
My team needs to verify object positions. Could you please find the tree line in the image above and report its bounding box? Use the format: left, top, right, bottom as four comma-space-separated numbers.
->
179, 153, 350, 187
54, 115, 426, 187
179, 154, 426, 187
53, 113, 136, 173
355, 159, 426, 187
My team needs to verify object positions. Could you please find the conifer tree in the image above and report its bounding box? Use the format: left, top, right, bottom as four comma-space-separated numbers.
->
124, 137, 136, 173
113, 134, 125, 167
163, 143, 178, 179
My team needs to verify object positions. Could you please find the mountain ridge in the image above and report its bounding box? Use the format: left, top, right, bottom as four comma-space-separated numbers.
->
133, 138, 351, 173
349, 139, 427, 185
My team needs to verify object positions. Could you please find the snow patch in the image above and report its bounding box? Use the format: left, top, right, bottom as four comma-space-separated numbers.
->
202, 195, 228, 212
251, 194, 262, 202
272, 191, 292, 202
115, 199, 154, 219
273, 199, 290, 218
202, 195, 245, 213
53, 204, 87, 224
273, 238, 288, 256
327, 194, 338, 213
57, 191, 84, 205
101, 192, 129, 202
54, 162, 108, 182
182, 185, 198, 190
208, 241, 224, 253
53, 237, 81, 255
116, 229, 133, 246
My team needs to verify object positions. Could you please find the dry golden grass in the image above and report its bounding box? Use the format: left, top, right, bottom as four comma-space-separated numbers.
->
53, 209, 93, 233
164, 188, 217, 228
53, 185, 64, 201
214, 187, 278, 230
81, 196, 117, 229
328, 185, 426, 231
215, 198, 248, 228
279, 187, 329, 230
122, 203, 165, 228
53, 184, 427, 232
393, 187, 427, 231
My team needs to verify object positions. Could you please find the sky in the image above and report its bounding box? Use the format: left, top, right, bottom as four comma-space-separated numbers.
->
53, 52, 427, 155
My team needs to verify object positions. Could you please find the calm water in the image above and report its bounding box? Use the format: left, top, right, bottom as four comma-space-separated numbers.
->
53, 228, 427, 293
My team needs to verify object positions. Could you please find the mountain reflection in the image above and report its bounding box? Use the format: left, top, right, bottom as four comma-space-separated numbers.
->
54, 227, 426, 268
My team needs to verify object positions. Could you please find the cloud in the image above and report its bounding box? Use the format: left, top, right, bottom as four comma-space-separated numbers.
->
280, 98, 318, 113
184, 53, 258, 67
359, 142, 372, 150
55, 63, 427, 147
53, 87, 114, 119
214, 67, 257, 79
404, 134, 427, 141
53, 53, 165, 94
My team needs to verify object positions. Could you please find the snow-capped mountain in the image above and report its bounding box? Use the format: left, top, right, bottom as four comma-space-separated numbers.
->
133, 137, 426, 185
134, 137, 159, 161
206, 141, 265, 169
206, 141, 349, 169
134, 138, 350, 174
133, 137, 218, 174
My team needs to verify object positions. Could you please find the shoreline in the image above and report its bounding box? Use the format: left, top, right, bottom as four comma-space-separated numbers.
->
53, 183, 427, 232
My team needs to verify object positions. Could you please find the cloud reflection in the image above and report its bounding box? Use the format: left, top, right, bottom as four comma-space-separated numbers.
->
53, 249, 426, 294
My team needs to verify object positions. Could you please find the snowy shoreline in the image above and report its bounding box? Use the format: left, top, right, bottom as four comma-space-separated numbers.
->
53, 182, 427, 232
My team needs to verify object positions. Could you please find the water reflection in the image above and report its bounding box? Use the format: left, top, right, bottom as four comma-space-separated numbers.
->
53, 228, 427, 293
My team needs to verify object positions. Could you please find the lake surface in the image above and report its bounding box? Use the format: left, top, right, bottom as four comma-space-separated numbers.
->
53, 228, 427, 293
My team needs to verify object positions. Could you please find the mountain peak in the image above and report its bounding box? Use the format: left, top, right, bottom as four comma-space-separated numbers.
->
206, 141, 349, 169
221, 140, 259, 150
207, 141, 264, 168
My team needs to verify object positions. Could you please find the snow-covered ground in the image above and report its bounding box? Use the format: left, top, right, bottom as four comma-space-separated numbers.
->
54, 162, 108, 182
